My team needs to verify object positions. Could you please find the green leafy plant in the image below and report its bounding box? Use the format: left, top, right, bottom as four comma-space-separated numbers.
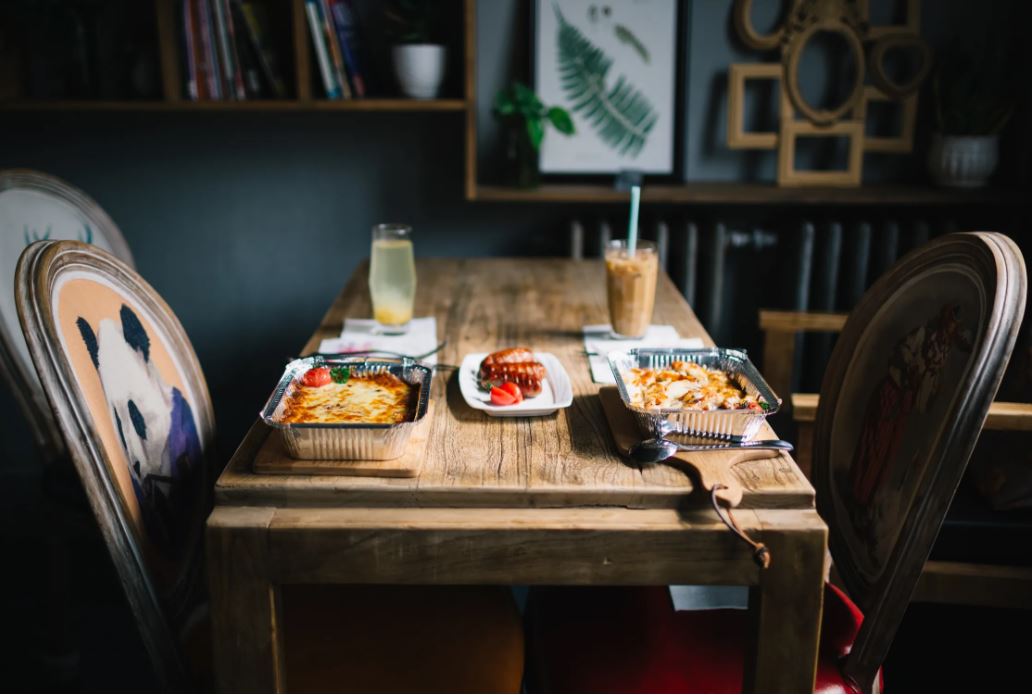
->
554, 3, 656, 156
614, 24, 649, 64
933, 38, 1014, 136
384, 0, 437, 44
493, 81, 575, 151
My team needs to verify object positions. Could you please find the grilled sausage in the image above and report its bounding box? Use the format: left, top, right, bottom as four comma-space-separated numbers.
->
480, 347, 535, 369
479, 361, 546, 397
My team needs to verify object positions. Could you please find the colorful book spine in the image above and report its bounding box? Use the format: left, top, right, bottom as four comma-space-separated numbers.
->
211, 0, 237, 99
198, 0, 221, 98
331, 0, 365, 98
319, 0, 351, 99
229, 0, 263, 97
237, 0, 286, 98
190, 0, 211, 99
221, 0, 247, 99
182, 0, 199, 99
305, 0, 339, 99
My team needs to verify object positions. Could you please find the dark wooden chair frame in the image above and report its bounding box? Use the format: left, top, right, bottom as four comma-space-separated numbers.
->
759, 312, 1032, 611
16, 240, 215, 689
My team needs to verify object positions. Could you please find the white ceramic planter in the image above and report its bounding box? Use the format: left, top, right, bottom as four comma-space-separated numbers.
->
392, 44, 447, 99
928, 134, 1000, 188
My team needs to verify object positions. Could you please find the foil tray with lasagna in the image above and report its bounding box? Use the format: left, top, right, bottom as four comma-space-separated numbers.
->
260, 357, 432, 460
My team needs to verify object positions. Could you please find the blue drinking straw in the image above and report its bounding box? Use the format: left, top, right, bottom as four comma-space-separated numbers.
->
627, 185, 641, 255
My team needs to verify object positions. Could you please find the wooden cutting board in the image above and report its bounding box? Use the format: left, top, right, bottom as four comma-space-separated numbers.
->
253, 403, 432, 478
598, 386, 782, 507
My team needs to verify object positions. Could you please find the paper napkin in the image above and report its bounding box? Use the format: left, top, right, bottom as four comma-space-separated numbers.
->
583, 324, 704, 383
318, 317, 439, 365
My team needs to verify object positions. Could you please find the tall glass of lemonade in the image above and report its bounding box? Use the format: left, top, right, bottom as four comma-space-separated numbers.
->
369, 223, 416, 334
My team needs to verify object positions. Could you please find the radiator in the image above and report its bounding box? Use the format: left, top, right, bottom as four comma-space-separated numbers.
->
566, 213, 987, 393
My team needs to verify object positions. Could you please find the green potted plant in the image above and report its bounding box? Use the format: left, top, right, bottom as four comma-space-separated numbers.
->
928, 39, 1014, 188
384, 0, 445, 99
493, 81, 575, 188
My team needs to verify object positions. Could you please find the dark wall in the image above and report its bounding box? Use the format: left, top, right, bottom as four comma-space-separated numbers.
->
0, 111, 580, 460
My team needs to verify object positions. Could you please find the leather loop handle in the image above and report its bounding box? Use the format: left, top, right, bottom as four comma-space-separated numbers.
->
710, 485, 772, 569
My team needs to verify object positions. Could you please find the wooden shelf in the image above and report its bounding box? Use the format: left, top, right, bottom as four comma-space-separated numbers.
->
473, 182, 1026, 206
0, 99, 468, 113
1, 0, 471, 113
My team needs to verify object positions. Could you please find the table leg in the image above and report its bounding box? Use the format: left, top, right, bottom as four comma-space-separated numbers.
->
208, 506, 284, 692
743, 510, 828, 693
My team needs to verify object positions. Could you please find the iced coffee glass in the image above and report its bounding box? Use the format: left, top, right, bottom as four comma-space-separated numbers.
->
605, 239, 658, 339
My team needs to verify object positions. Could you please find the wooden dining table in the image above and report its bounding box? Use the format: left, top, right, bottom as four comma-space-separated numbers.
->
207, 257, 828, 693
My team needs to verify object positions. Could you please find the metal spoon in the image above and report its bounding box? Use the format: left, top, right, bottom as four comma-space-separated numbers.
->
628, 436, 794, 465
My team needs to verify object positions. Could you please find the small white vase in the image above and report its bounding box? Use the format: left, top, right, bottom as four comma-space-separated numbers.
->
392, 44, 446, 99
927, 134, 1000, 188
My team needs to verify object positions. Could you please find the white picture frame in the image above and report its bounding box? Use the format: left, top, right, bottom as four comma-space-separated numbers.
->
534, 0, 678, 174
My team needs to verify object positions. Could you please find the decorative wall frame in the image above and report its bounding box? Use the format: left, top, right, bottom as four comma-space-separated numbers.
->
727, 63, 781, 149
859, 0, 920, 39
778, 118, 864, 187
727, 0, 931, 187
853, 85, 917, 153
534, 0, 679, 174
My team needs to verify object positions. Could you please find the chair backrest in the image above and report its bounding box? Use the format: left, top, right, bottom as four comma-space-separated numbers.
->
1, 170, 135, 463
813, 232, 1026, 690
16, 240, 214, 688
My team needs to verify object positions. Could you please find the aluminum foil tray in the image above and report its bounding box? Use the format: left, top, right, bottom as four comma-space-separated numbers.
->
607, 348, 780, 442
260, 356, 432, 460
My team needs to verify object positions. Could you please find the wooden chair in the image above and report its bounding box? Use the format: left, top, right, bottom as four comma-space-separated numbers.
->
527, 232, 1026, 692
0, 170, 136, 682
16, 240, 524, 691
760, 316, 1032, 609
0, 169, 135, 464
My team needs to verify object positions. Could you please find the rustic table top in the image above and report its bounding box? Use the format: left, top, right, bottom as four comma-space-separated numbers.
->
215, 258, 813, 510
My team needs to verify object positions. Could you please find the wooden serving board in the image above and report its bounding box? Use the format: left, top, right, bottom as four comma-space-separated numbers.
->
598, 386, 780, 507
253, 404, 432, 478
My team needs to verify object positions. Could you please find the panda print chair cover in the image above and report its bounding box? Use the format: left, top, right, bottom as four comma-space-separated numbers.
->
0, 170, 135, 465
15, 240, 525, 691
16, 240, 212, 687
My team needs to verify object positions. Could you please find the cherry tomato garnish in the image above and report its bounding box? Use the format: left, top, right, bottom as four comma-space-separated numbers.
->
500, 381, 524, 403
490, 386, 516, 406
301, 366, 332, 387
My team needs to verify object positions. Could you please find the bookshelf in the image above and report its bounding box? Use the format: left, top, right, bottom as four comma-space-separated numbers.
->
3, 0, 1023, 206
0, 98, 467, 112
0, 0, 470, 114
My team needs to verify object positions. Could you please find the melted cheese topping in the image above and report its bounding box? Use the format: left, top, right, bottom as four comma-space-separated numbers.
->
276, 372, 414, 424
625, 360, 764, 412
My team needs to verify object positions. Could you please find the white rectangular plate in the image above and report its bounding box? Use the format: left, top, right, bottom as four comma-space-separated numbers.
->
458, 352, 573, 417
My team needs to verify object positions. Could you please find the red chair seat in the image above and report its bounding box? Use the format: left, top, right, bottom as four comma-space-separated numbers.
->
527, 583, 877, 693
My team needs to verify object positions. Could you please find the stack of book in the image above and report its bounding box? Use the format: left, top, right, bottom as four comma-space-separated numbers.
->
181, 0, 287, 100
304, 0, 367, 99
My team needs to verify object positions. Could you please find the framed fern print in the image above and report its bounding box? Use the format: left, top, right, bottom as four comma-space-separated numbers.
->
535, 0, 678, 174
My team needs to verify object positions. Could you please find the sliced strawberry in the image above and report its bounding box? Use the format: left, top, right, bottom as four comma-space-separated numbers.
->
500, 381, 524, 403
490, 386, 516, 406
301, 366, 332, 387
